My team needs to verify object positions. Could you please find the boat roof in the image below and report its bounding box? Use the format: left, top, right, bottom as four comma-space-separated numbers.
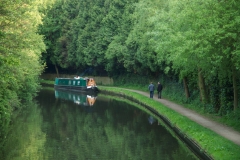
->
56, 77, 91, 80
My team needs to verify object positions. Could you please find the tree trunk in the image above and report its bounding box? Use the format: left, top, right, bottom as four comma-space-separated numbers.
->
232, 67, 238, 111
183, 77, 190, 99
198, 68, 209, 104
55, 64, 59, 77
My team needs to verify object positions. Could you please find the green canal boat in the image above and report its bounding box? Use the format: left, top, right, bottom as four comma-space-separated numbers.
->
54, 77, 99, 92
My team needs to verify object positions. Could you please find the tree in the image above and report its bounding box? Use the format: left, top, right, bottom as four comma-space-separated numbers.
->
0, 0, 49, 147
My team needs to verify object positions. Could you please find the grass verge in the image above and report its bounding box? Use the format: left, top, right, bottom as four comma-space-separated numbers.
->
99, 86, 240, 160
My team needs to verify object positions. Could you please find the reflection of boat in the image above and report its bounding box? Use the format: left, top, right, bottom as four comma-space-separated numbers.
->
55, 89, 97, 106
54, 77, 99, 92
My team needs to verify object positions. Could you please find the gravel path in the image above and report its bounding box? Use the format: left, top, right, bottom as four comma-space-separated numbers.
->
126, 89, 240, 146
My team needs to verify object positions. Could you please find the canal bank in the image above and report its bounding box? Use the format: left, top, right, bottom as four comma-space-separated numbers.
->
99, 86, 240, 160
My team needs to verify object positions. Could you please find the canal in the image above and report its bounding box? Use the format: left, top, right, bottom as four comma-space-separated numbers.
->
2, 89, 198, 160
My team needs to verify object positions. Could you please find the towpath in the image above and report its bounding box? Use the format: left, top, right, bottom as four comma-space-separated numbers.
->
125, 89, 240, 146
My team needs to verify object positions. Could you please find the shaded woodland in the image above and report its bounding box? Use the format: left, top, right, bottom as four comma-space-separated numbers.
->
39, 0, 240, 115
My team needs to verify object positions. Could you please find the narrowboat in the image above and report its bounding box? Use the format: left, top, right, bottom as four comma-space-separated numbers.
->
54, 77, 99, 92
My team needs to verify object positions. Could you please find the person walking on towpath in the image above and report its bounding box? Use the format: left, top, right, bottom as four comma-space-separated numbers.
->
157, 82, 163, 99
148, 82, 155, 98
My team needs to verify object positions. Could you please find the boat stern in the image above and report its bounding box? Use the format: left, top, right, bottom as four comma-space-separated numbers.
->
86, 78, 99, 92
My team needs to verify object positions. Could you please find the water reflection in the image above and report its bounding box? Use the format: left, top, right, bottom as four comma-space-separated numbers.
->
55, 89, 97, 106
2, 100, 46, 160
1, 89, 197, 160
148, 116, 156, 125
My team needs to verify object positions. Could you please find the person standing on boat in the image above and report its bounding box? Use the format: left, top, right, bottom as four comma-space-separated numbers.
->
148, 82, 155, 98
74, 75, 80, 79
157, 82, 163, 99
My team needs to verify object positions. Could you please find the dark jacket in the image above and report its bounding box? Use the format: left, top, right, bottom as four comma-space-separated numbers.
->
157, 84, 163, 91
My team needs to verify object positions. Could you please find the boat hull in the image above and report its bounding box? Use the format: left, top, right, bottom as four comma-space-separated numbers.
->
54, 85, 99, 92
54, 77, 99, 93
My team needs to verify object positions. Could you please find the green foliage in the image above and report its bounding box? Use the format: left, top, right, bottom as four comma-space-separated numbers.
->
0, 0, 49, 149
146, 0, 240, 112
40, 0, 140, 75
40, 0, 240, 114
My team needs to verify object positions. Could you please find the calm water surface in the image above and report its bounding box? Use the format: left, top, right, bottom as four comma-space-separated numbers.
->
2, 89, 197, 160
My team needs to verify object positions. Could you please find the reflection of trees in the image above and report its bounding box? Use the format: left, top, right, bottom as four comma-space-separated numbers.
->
2, 101, 46, 160
42, 96, 196, 160
2, 89, 196, 159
